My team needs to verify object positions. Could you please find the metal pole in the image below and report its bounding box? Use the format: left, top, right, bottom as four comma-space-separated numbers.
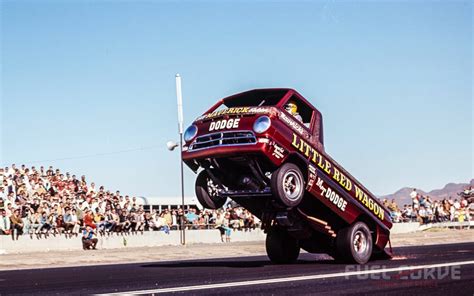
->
175, 74, 185, 245
179, 133, 185, 245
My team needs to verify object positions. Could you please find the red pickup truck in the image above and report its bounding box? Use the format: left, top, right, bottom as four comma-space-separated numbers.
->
182, 89, 392, 264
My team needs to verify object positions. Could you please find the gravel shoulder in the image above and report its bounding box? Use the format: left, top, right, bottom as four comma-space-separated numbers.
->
1, 229, 472, 271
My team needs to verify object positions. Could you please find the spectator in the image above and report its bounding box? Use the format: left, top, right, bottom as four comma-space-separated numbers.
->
163, 209, 172, 228
222, 212, 232, 242
185, 208, 198, 228
387, 199, 400, 222
154, 212, 170, 234
243, 209, 256, 230
69, 209, 81, 235
29, 211, 42, 237
10, 209, 24, 240
229, 208, 241, 230
104, 209, 116, 233
82, 225, 98, 250
418, 206, 428, 224
93, 208, 105, 233
410, 188, 418, 203
177, 208, 185, 230
0, 209, 11, 235
55, 215, 66, 235
171, 210, 178, 230
38, 212, 53, 236
83, 209, 96, 229
215, 212, 226, 242
134, 209, 145, 233
118, 210, 131, 232
111, 209, 121, 232
63, 208, 75, 235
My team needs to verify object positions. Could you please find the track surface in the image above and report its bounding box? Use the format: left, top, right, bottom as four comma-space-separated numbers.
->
0, 242, 473, 295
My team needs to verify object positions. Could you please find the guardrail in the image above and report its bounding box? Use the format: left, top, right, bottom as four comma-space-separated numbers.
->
0, 229, 266, 254
418, 221, 473, 231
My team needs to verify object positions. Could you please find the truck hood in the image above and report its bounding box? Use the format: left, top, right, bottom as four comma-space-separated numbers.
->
194, 106, 277, 123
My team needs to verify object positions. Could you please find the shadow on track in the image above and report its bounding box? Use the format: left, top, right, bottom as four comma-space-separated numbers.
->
140, 256, 336, 269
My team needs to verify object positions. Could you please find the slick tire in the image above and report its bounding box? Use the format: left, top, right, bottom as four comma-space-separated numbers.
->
335, 222, 373, 264
266, 226, 300, 264
195, 170, 226, 209
271, 163, 305, 208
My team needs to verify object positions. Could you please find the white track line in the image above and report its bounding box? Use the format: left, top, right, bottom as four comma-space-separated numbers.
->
98, 260, 474, 295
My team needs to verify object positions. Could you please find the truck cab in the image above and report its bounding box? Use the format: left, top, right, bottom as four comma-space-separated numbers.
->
182, 88, 392, 264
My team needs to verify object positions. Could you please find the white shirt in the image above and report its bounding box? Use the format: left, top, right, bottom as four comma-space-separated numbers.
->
453, 201, 460, 210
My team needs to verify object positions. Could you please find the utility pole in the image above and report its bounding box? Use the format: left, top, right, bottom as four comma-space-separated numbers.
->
175, 74, 186, 245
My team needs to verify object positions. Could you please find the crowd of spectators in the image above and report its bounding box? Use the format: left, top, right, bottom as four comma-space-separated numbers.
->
0, 164, 260, 242
383, 188, 473, 224
1, 164, 472, 243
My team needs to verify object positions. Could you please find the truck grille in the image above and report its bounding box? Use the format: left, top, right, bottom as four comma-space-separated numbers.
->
189, 131, 257, 151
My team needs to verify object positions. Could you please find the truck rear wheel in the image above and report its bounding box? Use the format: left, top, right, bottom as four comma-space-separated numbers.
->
335, 221, 373, 264
266, 226, 300, 264
271, 163, 304, 208
195, 170, 226, 209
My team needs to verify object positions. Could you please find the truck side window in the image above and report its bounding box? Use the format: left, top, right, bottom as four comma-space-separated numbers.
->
283, 96, 313, 129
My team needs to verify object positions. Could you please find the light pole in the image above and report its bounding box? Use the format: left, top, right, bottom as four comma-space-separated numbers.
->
175, 74, 186, 245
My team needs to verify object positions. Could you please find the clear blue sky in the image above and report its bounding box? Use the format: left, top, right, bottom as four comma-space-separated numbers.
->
1, 1, 472, 198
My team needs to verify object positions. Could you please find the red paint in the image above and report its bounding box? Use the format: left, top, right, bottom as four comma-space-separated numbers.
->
183, 88, 392, 252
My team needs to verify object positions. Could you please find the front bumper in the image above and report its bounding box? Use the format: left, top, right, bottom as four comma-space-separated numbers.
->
183, 140, 269, 161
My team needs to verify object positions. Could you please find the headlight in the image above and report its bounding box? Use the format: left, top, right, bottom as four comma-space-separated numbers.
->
184, 125, 198, 142
253, 116, 271, 133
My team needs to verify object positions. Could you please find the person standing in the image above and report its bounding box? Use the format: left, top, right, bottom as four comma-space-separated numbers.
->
223, 212, 232, 242
215, 213, 226, 242
410, 189, 418, 209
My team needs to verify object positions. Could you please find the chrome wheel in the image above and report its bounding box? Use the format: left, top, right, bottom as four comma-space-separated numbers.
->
335, 222, 373, 264
282, 170, 302, 201
353, 230, 368, 255
206, 179, 219, 197
196, 170, 226, 210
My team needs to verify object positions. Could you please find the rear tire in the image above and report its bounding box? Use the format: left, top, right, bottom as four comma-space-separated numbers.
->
266, 226, 300, 264
271, 163, 304, 208
195, 170, 226, 209
335, 222, 373, 264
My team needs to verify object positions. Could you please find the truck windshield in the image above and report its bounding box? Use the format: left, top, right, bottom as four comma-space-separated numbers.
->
222, 89, 287, 108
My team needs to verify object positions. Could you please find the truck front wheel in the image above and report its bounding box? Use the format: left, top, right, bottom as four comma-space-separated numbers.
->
266, 226, 300, 264
271, 163, 304, 208
335, 221, 373, 264
195, 170, 226, 209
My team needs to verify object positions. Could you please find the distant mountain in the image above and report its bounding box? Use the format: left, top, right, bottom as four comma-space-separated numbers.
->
379, 179, 473, 206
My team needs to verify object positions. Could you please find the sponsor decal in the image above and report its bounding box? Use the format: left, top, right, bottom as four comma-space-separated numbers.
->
197, 106, 271, 121
271, 143, 285, 159
307, 165, 317, 188
209, 118, 240, 131
291, 133, 384, 220
316, 177, 348, 212
279, 112, 305, 135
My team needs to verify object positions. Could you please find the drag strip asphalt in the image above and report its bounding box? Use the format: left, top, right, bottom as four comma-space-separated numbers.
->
0, 242, 473, 295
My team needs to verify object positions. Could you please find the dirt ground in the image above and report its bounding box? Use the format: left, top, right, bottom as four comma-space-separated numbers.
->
1, 228, 472, 271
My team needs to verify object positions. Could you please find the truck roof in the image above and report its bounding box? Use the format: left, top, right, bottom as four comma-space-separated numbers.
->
222, 88, 315, 109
